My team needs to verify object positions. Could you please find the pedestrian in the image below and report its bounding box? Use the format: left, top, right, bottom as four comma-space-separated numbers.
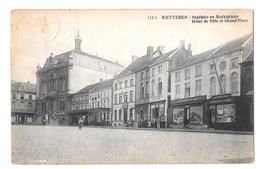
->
78, 117, 83, 130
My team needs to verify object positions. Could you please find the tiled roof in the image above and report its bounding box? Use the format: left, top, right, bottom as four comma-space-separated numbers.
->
170, 34, 253, 71
11, 81, 36, 93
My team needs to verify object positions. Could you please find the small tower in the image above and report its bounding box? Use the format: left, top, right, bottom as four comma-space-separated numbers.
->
74, 29, 82, 51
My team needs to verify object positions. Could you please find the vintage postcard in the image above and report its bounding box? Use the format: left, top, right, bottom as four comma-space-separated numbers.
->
11, 9, 254, 164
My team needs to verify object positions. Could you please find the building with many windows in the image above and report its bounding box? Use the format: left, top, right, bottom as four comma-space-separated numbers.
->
70, 79, 113, 126
35, 32, 123, 125
168, 34, 253, 130
11, 81, 36, 124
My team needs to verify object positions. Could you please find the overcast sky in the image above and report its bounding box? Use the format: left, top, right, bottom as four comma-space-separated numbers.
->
11, 9, 253, 83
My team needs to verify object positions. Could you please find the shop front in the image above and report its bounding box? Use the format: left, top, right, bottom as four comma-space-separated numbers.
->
11, 112, 35, 125
68, 110, 89, 126
170, 95, 207, 129
136, 103, 150, 127
208, 94, 238, 130
149, 101, 166, 128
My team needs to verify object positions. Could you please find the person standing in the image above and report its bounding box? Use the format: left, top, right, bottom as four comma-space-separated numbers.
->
78, 117, 83, 130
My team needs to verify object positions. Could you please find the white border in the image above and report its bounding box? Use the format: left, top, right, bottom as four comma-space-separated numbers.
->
0, 1, 259, 169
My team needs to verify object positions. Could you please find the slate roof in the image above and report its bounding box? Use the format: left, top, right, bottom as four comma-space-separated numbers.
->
11, 81, 36, 93
117, 48, 178, 78
76, 79, 114, 94
76, 83, 97, 94
91, 79, 114, 92
170, 33, 253, 71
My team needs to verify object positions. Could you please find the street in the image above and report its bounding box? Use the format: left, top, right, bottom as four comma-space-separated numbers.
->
11, 125, 254, 164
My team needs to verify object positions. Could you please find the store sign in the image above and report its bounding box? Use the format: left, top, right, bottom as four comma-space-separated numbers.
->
171, 95, 206, 106
209, 94, 236, 104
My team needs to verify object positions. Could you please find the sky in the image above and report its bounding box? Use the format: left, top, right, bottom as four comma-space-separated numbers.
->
11, 9, 253, 83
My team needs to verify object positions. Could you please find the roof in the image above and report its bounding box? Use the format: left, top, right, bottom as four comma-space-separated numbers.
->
73, 50, 124, 67
170, 33, 253, 71
76, 78, 114, 94
244, 50, 254, 63
117, 48, 178, 78
91, 79, 114, 92
149, 48, 178, 67
11, 81, 36, 93
76, 83, 97, 94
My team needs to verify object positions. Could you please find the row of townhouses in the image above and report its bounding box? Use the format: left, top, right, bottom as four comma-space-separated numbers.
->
11, 33, 254, 131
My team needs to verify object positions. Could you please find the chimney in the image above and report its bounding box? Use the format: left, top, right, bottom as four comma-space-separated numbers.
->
132, 55, 138, 62
157, 46, 165, 55
147, 46, 154, 59
187, 43, 192, 57
179, 40, 185, 49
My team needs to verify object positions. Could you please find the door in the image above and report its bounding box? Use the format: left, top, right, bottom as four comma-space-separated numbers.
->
123, 108, 128, 124
210, 109, 216, 127
184, 108, 190, 126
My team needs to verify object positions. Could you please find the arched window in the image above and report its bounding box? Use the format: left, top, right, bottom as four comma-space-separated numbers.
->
210, 77, 216, 96
152, 80, 155, 96
231, 72, 238, 94
220, 74, 227, 94
158, 77, 162, 95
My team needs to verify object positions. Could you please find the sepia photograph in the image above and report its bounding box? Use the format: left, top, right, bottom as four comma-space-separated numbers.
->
10, 9, 254, 164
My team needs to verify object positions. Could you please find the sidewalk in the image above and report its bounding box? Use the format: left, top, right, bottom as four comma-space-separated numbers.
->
84, 125, 254, 135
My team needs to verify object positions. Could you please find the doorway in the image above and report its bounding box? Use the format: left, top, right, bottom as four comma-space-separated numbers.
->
123, 108, 127, 124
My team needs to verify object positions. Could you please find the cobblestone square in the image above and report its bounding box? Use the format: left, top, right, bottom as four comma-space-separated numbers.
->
11, 125, 254, 164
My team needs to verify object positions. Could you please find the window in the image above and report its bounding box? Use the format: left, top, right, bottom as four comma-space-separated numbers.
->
119, 109, 122, 121
12, 94, 16, 99
28, 102, 32, 110
185, 69, 190, 79
145, 81, 149, 97
231, 72, 238, 94
62, 79, 66, 91
175, 72, 181, 82
184, 82, 190, 98
158, 65, 162, 74
195, 79, 202, 96
210, 77, 216, 96
115, 83, 118, 90
59, 100, 65, 112
146, 69, 150, 78
141, 72, 144, 80
220, 61, 226, 71
152, 80, 155, 96
124, 92, 128, 103
130, 79, 134, 86
119, 93, 123, 104
168, 74, 171, 93
220, 74, 227, 94
158, 77, 162, 95
152, 68, 156, 77
114, 110, 117, 121
216, 104, 236, 123
124, 80, 128, 88
19, 102, 25, 110
20, 94, 24, 100
209, 64, 216, 74
119, 82, 122, 89
230, 57, 239, 69
130, 91, 134, 102
175, 84, 180, 99
12, 101, 16, 109
195, 65, 202, 77
140, 83, 145, 98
